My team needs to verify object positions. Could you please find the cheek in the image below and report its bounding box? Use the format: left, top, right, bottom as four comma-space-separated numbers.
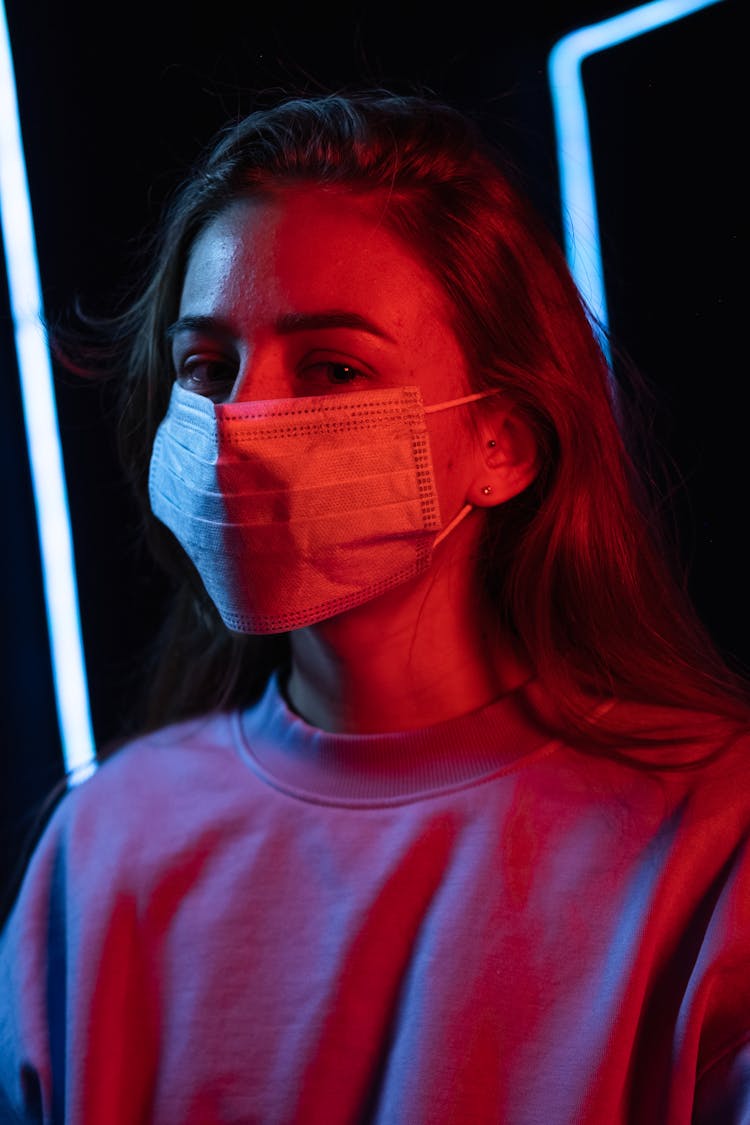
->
425, 412, 475, 515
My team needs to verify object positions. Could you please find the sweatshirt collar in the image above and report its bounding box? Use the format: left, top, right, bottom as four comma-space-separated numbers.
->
236, 669, 562, 805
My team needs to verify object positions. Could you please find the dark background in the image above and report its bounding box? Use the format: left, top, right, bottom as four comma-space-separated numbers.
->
1, 0, 744, 922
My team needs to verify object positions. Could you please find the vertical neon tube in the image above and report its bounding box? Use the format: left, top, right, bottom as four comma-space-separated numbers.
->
0, 2, 96, 784
547, 0, 727, 367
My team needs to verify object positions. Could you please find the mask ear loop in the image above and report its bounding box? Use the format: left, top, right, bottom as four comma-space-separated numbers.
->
423, 390, 495, 414
433, 503, 474, 547
426, 389, 498, 548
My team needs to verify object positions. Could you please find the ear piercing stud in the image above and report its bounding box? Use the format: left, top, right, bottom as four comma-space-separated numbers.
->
483, 441, 496, 495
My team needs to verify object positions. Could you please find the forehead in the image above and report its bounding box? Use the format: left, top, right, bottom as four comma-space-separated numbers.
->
179, 189, 452, 327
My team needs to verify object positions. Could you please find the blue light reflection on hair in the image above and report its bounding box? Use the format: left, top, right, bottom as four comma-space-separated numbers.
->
547, 0, 727, 370
0, 1, 96, 785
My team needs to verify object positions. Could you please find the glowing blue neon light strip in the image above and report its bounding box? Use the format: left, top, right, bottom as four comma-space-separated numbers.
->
548, 0, 726, 359
0, 2, 96, 784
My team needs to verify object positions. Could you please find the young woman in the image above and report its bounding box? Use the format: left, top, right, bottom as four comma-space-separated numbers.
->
1, 89, 749, 1124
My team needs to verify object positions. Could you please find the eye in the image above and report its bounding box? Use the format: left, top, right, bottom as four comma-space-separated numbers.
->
299, 360, 370, 387
175, 355, 238, 399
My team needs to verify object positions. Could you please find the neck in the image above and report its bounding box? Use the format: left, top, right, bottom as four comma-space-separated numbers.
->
285, 551, 532, 734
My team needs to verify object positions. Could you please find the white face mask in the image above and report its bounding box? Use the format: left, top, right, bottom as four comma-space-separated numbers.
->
148, 381, 494, 634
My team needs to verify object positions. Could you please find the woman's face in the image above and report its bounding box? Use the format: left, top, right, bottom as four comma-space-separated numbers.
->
170, 187, 481, 520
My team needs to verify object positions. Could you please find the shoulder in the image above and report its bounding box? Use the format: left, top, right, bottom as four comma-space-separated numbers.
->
554, 701, 750, 848
613, 716, 750, 866
72, 708, 237, 799
685, 722, 750, 834
597, 696, 750, 783
92, 708, 242, 789
20, 710, 247, 895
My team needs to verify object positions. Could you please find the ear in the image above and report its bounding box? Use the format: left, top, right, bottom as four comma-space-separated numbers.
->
466, 407, 539, 508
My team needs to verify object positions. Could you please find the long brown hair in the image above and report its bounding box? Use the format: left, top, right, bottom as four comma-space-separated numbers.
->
52, 88, 750, 757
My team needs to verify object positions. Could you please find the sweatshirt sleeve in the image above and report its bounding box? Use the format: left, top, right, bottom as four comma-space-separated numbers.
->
694, 1035, 750, 1125
0, 796, 68, 1124
0, 769, 158, 1125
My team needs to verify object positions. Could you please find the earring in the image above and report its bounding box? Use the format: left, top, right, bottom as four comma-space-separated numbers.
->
481, 486, 493, 496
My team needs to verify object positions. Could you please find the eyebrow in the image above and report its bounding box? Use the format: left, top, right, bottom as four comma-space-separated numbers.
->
166, 311, 396, 343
